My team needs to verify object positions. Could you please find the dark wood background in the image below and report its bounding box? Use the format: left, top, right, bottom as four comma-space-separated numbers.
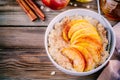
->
0, 0, 118, 80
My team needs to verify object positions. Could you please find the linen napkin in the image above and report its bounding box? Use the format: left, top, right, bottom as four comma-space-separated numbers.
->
97, 60, 120, 80
113, 22, 120, 57
97, 22, 120, 80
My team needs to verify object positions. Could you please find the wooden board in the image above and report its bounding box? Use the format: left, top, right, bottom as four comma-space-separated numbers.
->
0, 0, 118, 80
0, 27, 45, 48
0, 0, 98, 26
0, 27, 102, 80
0, 49, 102, 80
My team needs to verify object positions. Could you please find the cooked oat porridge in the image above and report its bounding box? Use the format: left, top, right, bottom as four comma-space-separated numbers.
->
48, 15, 109, 72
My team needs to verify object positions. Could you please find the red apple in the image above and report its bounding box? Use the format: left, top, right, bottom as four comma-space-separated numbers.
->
42, 0, 70, 10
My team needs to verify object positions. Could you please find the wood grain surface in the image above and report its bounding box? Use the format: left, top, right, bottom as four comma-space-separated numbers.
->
0, 49, 101, 80
0, 27, 45, 48
0, 0, 97, 26
0, 27, 102, 80
0, 0, 117, 26
0, 0, 118, 80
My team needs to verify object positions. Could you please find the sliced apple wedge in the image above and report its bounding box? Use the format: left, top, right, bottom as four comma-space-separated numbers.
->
70, 27, 97, 43
68, 21, 95, 39
68, 20, 89, 39
71, 35, 103, 53
62, 20, 87, 42
75, 42, 101, 65
71, 45, 95, 71
62, 22, 71, 42
62, 47, 85, 72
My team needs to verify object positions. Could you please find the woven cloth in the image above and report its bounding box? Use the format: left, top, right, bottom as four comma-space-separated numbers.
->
97, 22, 120, 80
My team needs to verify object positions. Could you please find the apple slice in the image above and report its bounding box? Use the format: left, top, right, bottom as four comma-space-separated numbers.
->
72, 34, 102, 46
71, 35, 103, 53
75, 42, 101, 65
68, 21, 93, 39
71, 45, 95, 71
70, 27, 97, 44
62, 47, 85, 72
62, 20, 86, 42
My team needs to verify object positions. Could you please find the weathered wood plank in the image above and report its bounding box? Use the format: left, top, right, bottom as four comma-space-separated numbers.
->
0, 49, 101, 80
0, 0, 98, 26
0, 27, 46, 48
0, 49, 118, 80
0, 0, 118, 80
0, 0, 117, 26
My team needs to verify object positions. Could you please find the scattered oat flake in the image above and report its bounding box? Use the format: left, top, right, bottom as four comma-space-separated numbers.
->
46, 8, 51, 12
74, 4, 77, 7
70, 2, 73, 5
40, 6, 44, 10
50, 71, 56, 76
86, 5, 90, 8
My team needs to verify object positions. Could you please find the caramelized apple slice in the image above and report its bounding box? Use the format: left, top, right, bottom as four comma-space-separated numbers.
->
71, 45, 95, 71
75, 42, 101, 65
68, 21, 94, 39
62, 22, 71, 42
70, 27, 97, 44
62, 20, 87, 42
72, 35, 103, 53
62, 47, 85, 72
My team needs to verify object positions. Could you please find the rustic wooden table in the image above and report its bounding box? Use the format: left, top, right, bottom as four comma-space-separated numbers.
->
0, 0, 118, 80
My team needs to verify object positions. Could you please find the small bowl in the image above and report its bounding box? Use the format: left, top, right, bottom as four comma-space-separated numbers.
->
44, 9, 116, 76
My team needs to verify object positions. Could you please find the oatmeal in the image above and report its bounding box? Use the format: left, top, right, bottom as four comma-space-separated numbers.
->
48, 15, 109, 72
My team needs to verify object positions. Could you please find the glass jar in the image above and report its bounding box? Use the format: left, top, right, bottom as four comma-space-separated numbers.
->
100, 0, 120, 21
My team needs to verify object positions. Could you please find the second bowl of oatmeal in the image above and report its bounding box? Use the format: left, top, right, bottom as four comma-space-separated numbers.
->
45, 9, 116, 76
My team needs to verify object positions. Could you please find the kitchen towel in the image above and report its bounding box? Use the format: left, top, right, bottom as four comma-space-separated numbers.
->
97, 22, 120, 80
97, 60, 120, 80
113, 22, 120, 57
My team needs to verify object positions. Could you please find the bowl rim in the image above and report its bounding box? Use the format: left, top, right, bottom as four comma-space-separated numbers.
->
44, 9, 116, 76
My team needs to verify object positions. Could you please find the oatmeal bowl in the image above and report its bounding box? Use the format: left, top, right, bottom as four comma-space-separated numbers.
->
44, 9, 116, 76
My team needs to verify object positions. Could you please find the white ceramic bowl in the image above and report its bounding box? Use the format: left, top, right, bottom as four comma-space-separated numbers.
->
44, 9, 116, 76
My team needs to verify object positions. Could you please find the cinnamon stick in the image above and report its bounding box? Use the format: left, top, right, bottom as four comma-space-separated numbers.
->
16, 0, 37, 21
25, 0, 45, 20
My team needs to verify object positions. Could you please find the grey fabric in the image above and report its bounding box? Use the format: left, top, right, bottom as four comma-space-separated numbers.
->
113, 22, 120, 57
